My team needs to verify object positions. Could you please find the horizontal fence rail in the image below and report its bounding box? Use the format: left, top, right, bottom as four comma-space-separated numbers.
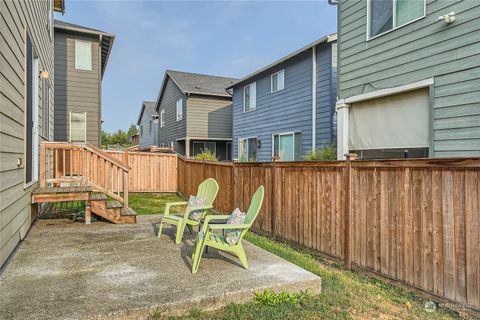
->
177, 156, 480, 311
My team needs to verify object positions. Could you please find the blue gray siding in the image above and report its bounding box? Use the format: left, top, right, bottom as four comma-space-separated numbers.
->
338, 0, 480, 157
232, 42, 337, 161
138, 109, 158, 148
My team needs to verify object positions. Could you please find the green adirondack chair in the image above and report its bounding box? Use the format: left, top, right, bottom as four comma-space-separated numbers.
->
191, 185, 265, 273
158, 178, 219, 244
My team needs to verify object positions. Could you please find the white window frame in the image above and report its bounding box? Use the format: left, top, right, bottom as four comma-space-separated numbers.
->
69, 111, 87, 143
366, 0, 426, 41
243, 83, 256, 112
271, 69, 285, 93
176, 98, 183, 121
75, 40, 92, 70
272, 131, 301, 161
238, 136, 258, 162
160, 109, 165, 128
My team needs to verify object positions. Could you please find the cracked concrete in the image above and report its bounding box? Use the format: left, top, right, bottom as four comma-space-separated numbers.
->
0, 215, 321, 319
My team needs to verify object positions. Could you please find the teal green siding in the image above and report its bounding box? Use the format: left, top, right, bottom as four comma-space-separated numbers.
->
338, 0, 480, 157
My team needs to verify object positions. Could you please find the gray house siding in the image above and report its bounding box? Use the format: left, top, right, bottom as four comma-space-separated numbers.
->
156, 77, 186, 154
338, 0, 480, 157
138, 109, 158, 148
0, 0, 54, 267
186, 95, 232, 139
54, 31, 101, 146
232, 42, 337, 162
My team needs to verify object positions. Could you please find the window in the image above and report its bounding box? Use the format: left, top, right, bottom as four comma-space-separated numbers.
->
273, 132, 301, 161
238, 137, 257, 162
149, 120, 152, 133
160, 109, 165, 127
70, 112, 86, 143
140, 125, 143, 136
193, 141, 216, 157
271, 70, 285, 92
244, 82, 256, 112
42, 80, 51, 138
176, 98, 183, 121
75, 40, 92, 70
368, 0, 425, 39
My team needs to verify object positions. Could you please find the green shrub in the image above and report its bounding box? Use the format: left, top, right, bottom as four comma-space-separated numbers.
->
253, 289, 310, 306
194, 150, 218, 161
304, 144, 336, 161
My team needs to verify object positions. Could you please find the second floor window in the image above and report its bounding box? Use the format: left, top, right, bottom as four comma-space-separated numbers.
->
160, 109, 165, 128
176, 98, 183, 121
75, 40, 92, 70
244, 82, 256, 112
149, 120, 152, 133
140, 125, 143, 136
368, 0, 425, 39
271, 70, 285, 92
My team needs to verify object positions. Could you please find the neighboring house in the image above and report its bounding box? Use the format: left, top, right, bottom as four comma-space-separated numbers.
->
136, 101, 159, 148
129, 133, 140, 146
0, 0, 64, 267
228, 35, 337, 162
334, 0, 480, 159
155, 70, 237, 160
53, 20, 114, 146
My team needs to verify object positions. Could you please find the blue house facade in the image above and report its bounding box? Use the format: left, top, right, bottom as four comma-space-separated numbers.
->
136, 101, 159, 148
229, 35, 337, 162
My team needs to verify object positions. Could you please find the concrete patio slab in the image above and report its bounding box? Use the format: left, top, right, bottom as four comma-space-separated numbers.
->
0, 215, 321, 320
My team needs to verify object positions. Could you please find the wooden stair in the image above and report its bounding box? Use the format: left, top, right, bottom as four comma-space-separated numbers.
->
33, 186, 136, 224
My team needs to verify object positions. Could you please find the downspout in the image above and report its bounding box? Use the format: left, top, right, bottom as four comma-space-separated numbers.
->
312, 46, 317, 151
98, 34, 102, 146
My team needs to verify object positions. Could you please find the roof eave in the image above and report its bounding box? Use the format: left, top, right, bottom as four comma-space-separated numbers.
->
226, 34, 337, 89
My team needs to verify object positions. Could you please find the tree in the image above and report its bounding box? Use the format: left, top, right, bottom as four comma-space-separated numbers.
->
127, 124, 138, 138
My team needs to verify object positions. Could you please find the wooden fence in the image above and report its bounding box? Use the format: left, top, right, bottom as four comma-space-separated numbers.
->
104, 150, 177, 192
177, 156, 480, 311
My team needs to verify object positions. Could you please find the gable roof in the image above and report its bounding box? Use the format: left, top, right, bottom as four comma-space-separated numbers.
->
155, 70, 237, 111
136, 101, 157, 125
166, 70, 237, 97
54, 20, 115, 78
227, 33, 337, 89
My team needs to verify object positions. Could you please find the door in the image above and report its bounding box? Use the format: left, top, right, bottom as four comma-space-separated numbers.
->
25, 34, 39, 183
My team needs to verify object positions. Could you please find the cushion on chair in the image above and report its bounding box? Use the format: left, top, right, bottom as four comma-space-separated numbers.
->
224, 208, 246, 246
187, 195, 207, 221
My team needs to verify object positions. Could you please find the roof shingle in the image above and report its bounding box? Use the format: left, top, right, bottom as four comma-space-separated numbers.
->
166, 70, 237, 97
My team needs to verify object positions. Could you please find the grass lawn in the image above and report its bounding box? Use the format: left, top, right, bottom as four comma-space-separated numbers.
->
127, 193, 185, 215
127, 193, 460, 320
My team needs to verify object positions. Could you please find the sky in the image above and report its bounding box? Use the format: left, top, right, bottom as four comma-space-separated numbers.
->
55, 0, 337, 133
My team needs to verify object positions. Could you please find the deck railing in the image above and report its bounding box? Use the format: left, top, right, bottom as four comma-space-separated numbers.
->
39, 142, 130, 206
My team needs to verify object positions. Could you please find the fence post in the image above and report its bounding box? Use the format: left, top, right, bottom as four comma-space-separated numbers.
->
344, 153, 357, 270
232, 160, 237, 210
271, 156, 280, 240
202, 158, 206, 179
123, 149, 129, 165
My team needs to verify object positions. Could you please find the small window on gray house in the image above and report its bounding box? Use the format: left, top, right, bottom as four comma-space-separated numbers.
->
176, 98, 183, 121
239, 137, 257, 162
271, 70, 285, 92
368, 0, 425, 38
149, 120, 152, 133
160, 109, 165, 127
140, 125, 143, 136
75, 40, 92, 70
70, 112, 86, 143
244, 82, 256, 112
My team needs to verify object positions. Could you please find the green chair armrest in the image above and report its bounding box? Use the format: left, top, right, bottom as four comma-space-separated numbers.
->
203, 215, 231, 224
183, 204, 213, 219
164, 201, 188, 215
208, 224, 250, 230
